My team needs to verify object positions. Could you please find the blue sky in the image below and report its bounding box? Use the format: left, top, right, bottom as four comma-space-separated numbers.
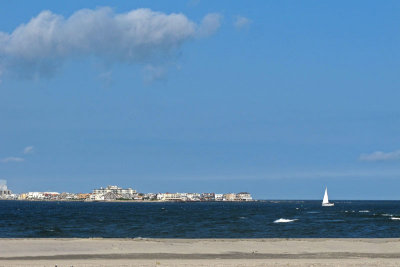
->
1, 1, 400, 199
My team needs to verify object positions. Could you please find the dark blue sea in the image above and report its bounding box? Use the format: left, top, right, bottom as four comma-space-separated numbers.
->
1, 200, 400, 238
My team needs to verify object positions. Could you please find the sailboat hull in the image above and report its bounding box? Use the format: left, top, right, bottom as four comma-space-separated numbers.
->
322, 203, 334, 207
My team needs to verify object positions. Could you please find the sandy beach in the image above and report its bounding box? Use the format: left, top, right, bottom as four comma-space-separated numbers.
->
1, 238, 400, 266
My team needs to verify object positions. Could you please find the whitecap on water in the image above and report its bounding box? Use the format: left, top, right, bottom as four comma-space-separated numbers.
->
359, 210, 370, 213
274, 218, 297, 223
391, 217, 400, 220
307, 211, 319, 214
382, 214, 393, 217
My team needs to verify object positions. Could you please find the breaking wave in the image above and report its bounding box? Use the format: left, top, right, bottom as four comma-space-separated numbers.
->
274, 218, 297, 223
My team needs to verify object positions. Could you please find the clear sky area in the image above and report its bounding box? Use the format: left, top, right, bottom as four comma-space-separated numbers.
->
1, 1, 400, 199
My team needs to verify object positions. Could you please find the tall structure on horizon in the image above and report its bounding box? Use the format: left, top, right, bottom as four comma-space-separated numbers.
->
0, 180, 12, 197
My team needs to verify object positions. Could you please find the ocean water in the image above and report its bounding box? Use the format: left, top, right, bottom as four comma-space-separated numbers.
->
1, 200, 400, 238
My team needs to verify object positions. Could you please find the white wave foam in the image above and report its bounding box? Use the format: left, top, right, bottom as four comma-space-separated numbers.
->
382, 214, 393, 217
274, 218, 297, 223
391, 217, 400, 220
307, 211, 319, 214
359, 210, 370, 213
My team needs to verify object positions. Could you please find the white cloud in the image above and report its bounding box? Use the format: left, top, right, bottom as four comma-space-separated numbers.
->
234, 15, 251, 30
143, 64, 168, 83
23, 146, 34, 154
0, 157, 24, 163
0, 7, 221, 80
359, 150, 400, 162
197, 13, 223, 38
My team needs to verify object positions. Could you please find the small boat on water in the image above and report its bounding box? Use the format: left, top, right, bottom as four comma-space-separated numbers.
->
322, 187, 334, 207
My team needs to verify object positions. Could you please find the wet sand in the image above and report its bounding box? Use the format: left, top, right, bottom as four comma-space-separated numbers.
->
1, 238, 400, 266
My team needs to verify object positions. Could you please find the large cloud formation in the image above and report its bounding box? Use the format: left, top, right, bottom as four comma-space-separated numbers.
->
0, 7, 221, 80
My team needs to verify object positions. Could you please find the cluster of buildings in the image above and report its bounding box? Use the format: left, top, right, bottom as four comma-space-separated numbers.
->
155, 192, 252, 202
0, 183, 253, 202
0, 180, 18, 200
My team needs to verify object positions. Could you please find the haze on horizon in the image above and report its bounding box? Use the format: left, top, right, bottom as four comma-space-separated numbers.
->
1, 0, 400, 200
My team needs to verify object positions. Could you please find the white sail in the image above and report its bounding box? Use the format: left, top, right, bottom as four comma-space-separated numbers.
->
322, 187, 334, 206
322, 188, 329, 204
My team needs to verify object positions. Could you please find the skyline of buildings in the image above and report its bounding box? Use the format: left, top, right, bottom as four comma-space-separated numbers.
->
0, 181, 253, 202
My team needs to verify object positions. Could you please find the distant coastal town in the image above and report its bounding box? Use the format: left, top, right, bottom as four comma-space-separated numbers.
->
0, 181, 253, 202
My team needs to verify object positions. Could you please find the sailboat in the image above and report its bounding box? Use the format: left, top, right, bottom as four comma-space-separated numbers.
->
322, 187, 334, 207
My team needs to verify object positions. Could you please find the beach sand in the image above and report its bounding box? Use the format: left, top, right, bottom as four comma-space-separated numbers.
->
1, 238, 400, 266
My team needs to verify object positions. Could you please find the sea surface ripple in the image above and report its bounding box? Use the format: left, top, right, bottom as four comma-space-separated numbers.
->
0, 200, 399, 238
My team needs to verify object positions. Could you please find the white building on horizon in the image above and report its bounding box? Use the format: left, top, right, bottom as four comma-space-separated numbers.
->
157, 193, 186, 201
236, 192, 253, 201
93, 185, 136, 196
215, 194, 223, 201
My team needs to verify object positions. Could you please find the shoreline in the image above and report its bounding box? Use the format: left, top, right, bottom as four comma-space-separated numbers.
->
0, 199, 257, 203
3, 199, 400, 202
2, 238, 400, 266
